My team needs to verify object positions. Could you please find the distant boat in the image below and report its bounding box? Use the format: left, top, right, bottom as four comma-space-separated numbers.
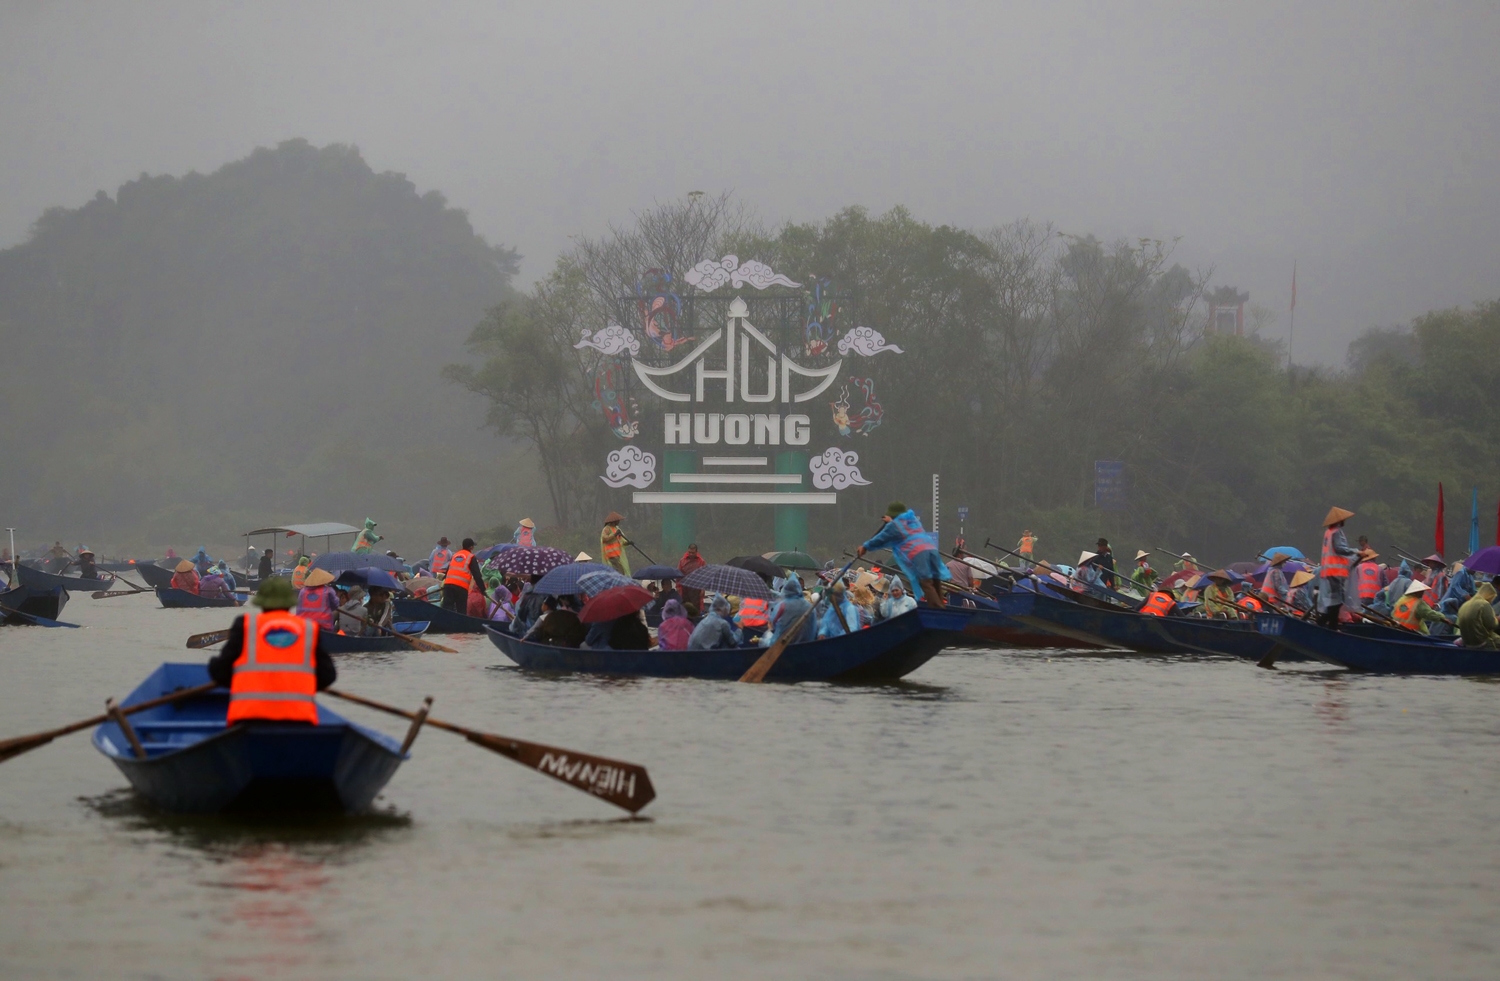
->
15, 563, 115, 592
323, 622, 431, 654
133, 563, 177, 589
486, 608, 958, 682
92, 662, 406, 813
155, 586, 242, 609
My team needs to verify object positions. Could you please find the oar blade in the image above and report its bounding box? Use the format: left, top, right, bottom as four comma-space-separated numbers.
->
466, 732, 656, 814
0, 732, 56, 764
185, 629, 231, 649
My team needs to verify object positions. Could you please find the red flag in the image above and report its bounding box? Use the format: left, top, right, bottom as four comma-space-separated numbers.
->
1435, 482, 1445, 558
1290, 261, 1297, 312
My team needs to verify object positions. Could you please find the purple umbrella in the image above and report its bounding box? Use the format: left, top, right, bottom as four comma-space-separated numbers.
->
1463, 546, 1500, 575
493, 546, 571, 577
680, 563, 775, 601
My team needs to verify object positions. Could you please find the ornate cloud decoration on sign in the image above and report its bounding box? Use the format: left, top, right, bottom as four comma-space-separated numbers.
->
684, 255, 801, 292
809, 447, 872, 490
601, 446, 657, 488
837, 326, 905, 357
575, 324, 641, 357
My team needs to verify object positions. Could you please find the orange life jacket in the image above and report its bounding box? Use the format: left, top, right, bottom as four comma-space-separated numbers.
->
1321, 528, 1351, 578
1237, 595, 1264, 614
1355, 562, 1382, 601
444, 550, 474, 591
296, 585, 338, 632
1392, 595, 1423, 630
430, 547, 452, 578
1018, 535, 1036, 556
291, 564, 308, 589
737, 597, 769, 628
601, 527, 624, 562
226, 611, 319, 725
1140, 591, 1175, 616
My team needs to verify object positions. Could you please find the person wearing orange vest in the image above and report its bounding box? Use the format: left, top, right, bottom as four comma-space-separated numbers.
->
1236, 592, 1264, 616
734, 594, 771, 642
601, 512, 631, 576
513, 519, 536, 548
1352, 555, 1383, 608
296, 568, 340, 632
1138, 588, 1178, 617
208, 577, 336, 725
429, 537, 453, 579
1317, 507, 1373, 629
441, 537, 487, 614
291, 556, 310, 589
1016, 530, 1039, 566
1391, 580, 1449, 635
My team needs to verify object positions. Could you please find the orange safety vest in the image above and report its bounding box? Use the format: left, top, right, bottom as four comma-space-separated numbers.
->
1320, 528, 1351, 578
226, 611, 319, 725
291, 564, 308, 589
296, 585, 338, 632
1392, 595, 1423, 630
601, 528, 624, 563
430, 547, 452, 578
737, 597, 769, 628
1237, 595, 1264, 614
1140, 591, 1175, 616
1354, 562, 1382, 601
1019, 535, 1036, 556
516, 527, 535, 547
444, 550, 474, 591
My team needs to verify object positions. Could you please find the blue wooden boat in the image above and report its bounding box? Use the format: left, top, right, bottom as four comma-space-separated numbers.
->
92, 662, 406, 813
0, 583, 70, 624
156, 586, 243, 609
940, 590, 1109, 649
323, 622, 431, 654
15, 563, 115, 592
998, 591, 1198, 653
392, 597, 493, 633
487, 608, 961, 682
1253, 614, 1492, 674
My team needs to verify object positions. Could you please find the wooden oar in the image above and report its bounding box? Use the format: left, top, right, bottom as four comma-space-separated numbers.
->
186, 629, 231, 649
340, 609, 457, 653
2, 607, 81, 628
622, 537, 658, 566
322, 688, 655, 814
740, 552, 863, 683
0, 682, 217, 764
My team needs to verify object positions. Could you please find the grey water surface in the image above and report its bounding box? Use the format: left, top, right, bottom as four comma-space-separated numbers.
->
1, 598, 1497, 980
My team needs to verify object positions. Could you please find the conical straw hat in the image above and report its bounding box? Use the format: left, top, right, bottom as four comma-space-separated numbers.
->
1323, 506, 1354, 527
303, 568, 335, 587
175, 559, 195, 573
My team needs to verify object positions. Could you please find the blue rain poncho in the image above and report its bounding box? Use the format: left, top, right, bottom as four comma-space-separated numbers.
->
762, 576, 815, 647
861, 509, 950, 591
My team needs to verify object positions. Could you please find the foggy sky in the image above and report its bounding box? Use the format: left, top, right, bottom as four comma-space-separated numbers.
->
3, 0, 1497, 365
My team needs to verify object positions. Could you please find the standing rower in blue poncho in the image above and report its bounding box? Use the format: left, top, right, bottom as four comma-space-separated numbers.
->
856, 501, 950, 610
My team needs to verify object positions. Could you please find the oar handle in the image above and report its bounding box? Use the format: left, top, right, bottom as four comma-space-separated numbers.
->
0, 682, 217, 760
740, 549, 866, 683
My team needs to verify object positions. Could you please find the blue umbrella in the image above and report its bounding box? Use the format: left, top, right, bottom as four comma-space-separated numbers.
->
679, 564, 775, 601
533, 562, 614, 596
310, 552, 405, 573
476, 543, 516, 562
335, 568, 402, 590
576, 569, 634, 597
632, 564, 684, 581
1260, 546, 1305, 561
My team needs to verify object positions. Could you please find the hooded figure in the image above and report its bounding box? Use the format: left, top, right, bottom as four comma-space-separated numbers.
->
656, 598, 694, 650
879, 578, 918, 620
352, 518, 382, 554
857, 502, 950, 609
1457, 583, 1500, 650
192, 548, 213, 576
1439, 567, 1476, 616
688, 595, 742, 650
816, 582, 860, 639
762, 575, 816, 647
291, 555, 311, 589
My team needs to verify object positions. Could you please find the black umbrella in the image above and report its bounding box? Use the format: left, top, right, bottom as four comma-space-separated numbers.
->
726, 555, 784, 580
309, 552, 405, 573
632, 564, 684, 581
680, 564, 775, 601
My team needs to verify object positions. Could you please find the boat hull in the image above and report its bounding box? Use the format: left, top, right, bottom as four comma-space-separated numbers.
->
15, 563, 114, 592
323, 623, 430, 654
487, 609, 958, 682
1005, 593, 1200, 654
134, 563, 177, 589
0, 584, 69, 623
942, 591, 1110, 649
1254, 614, 1491, 674
156, 586, 241, 609
392, 597, 492, 633
92, 663, 406, 813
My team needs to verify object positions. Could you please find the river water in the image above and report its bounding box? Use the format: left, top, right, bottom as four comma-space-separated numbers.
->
1, 598, 1497, 980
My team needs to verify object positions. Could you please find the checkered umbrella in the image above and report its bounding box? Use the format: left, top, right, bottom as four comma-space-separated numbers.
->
533, 562, 615, 596
493, 546, 572, 577
679, 563, 775, 601
575, 569, 635, 597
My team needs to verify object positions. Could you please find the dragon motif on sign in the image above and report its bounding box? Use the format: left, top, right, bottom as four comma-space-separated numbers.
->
830, 377, 883, 437
803, 277, 840, 357
636, 268, 694, 352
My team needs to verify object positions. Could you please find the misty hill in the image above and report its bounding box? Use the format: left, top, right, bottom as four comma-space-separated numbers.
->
0, 140, 531, 548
